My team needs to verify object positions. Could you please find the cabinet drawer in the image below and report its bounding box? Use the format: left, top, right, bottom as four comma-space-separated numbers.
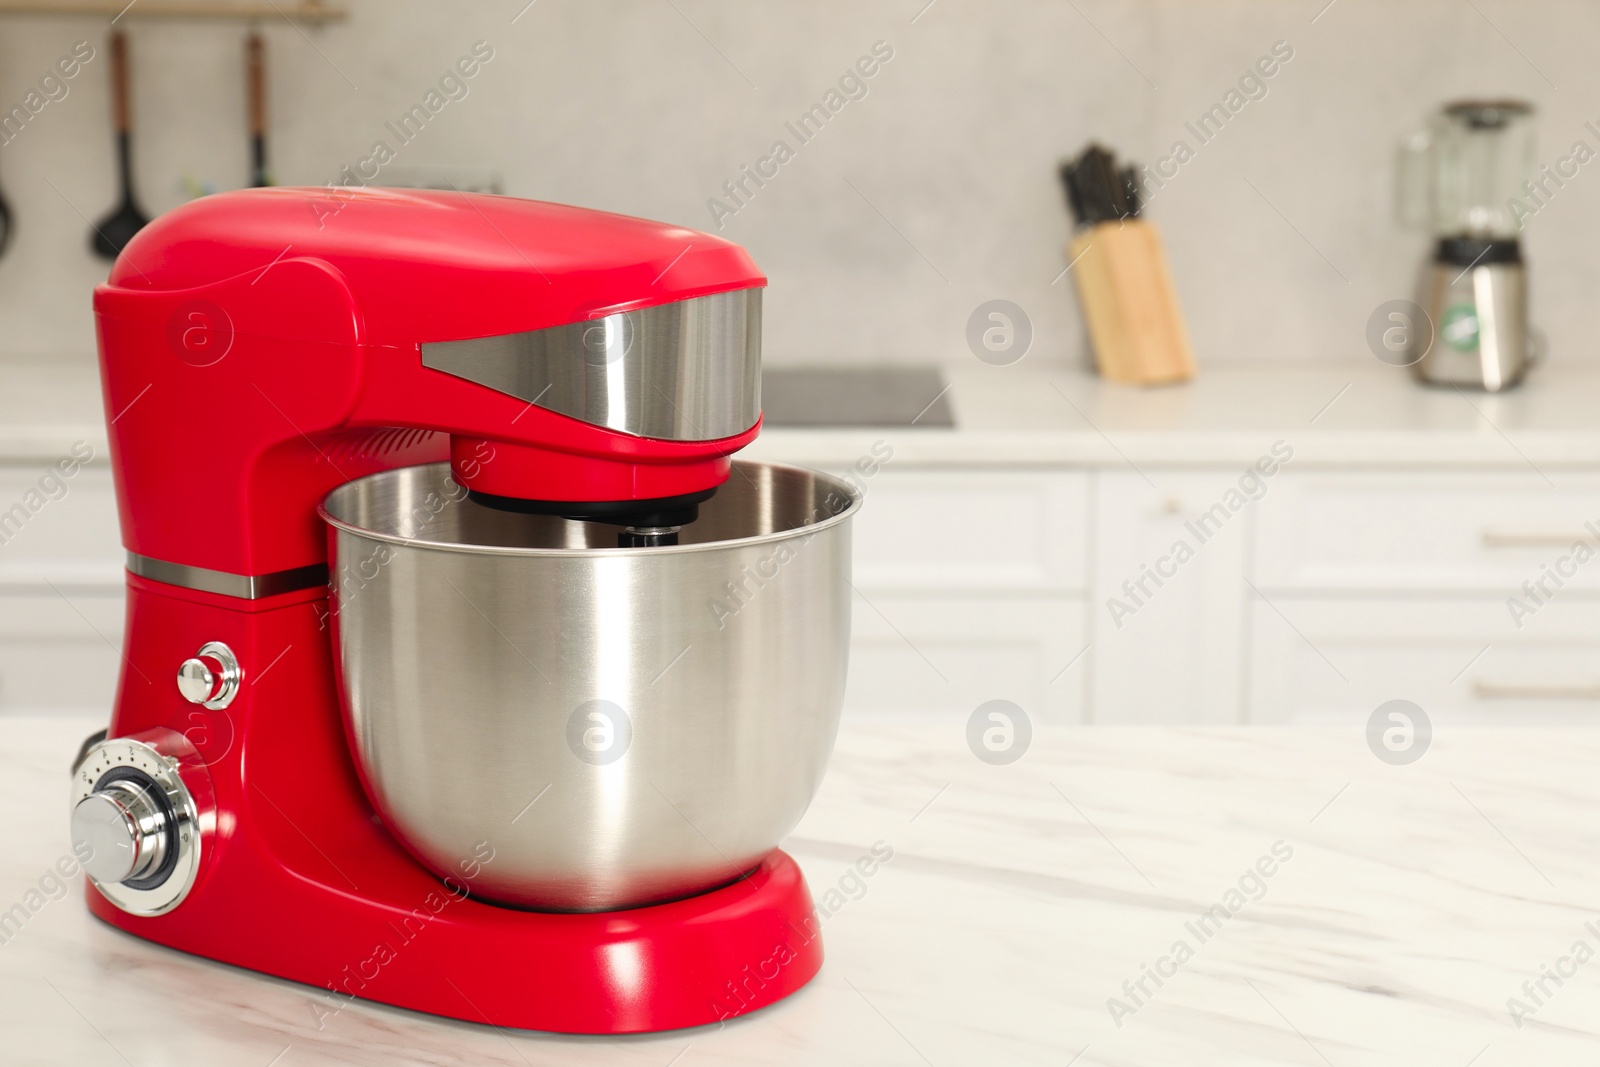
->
1255, 472, 1600, 593
0, 463, 123, 587
845, 469, 1088, 593
0, 591, 123, 713
1248, 596, 1600, 725
844, 593, 1087, 722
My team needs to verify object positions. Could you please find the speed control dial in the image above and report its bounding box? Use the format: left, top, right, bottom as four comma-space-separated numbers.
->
72, 780, 171, 885
69, 730, 213, 916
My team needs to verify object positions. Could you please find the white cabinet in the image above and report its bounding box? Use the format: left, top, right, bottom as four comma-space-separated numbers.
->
0, 463, 124, 714
1247, 597, 1600, 725
0, 464, 122, 590
849, 468, 1087, 592
0, 591, 123, 713
845, 594, 1087, 722
840, 468, 1090, 721
1247, 470, 1600, 725
8, 451, 1600, 727
837, 463, 1600, 725
1089, 472, 1250, 724
1254, 471, 1600, 593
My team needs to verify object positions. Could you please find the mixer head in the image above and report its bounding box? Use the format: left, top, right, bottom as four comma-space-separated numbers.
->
94, 188, 765, 580
417, 283, 761, 546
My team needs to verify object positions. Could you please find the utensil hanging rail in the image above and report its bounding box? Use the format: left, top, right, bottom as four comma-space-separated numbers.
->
0, 1, 344, 22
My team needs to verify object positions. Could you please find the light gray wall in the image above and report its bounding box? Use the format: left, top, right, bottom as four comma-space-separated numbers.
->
0, 0, 1592, 368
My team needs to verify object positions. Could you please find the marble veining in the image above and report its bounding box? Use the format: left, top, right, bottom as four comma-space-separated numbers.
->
5, 713, 1600, 1064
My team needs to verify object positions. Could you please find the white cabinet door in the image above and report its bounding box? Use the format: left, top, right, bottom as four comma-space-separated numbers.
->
1247, 596, 1600, 725
0, 464, 123, 589
1090, 471, 1252, 723
847, 468, 1088, 593
1255, 471, 1600, 593
843, 593, 1088, 723
0, 462, 124, 712
0, 591, 123, 713
828, 465, 1092, 722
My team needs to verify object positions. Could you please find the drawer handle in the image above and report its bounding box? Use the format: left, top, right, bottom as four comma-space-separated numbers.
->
1473, 680, 1600, 701
1480, 530, 1598, 548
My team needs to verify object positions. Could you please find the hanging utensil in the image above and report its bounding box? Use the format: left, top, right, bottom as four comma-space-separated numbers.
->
0, 169, 13, 258
246, 30, 270, 187
91, 30, 151, 260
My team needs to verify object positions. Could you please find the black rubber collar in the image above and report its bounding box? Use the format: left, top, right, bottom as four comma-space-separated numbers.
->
467, 487, 716, 529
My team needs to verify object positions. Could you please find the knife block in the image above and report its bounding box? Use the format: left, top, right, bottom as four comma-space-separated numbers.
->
1067, 219, 1195, 385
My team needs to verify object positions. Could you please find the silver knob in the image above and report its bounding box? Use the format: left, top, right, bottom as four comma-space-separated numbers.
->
71, 733, 211, 916
70, 780, 170, 885
175, 641, 241, 710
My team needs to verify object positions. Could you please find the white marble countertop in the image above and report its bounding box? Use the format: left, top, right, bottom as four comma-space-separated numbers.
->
11, 354, 1600, 470
7, 712, 1600, 1065
745, 359, 1600, 470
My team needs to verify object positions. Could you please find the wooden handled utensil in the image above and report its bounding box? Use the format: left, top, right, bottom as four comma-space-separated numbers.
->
246, 30, 270, 187
91, 30, 151, 260
0, 163, 12, 258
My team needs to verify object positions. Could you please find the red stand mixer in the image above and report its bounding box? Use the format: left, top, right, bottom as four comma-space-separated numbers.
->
70, 187, 859, 1032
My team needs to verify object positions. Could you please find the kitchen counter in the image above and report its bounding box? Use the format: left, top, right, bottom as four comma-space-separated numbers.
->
12, 354, 1600, 470
747, 359, 1600, 470
7, 713, 1600, 1065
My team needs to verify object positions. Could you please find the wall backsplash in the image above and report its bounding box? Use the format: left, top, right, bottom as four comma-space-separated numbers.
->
0, 0, 1593, 369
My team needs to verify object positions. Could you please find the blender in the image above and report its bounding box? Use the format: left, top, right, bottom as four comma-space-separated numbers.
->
1401, 99, 1536, 390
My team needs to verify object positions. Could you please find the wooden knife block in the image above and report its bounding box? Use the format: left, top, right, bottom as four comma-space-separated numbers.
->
1067, 220, 1195, 385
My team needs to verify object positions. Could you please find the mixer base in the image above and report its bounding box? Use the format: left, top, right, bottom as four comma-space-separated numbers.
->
88, 576, 824, 1034
89, 849, 824, 1033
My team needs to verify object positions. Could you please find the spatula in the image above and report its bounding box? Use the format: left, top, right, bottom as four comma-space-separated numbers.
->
91, 30, 151, 260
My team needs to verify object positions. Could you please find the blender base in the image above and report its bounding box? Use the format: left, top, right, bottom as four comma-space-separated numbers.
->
88, 575, 823, 1034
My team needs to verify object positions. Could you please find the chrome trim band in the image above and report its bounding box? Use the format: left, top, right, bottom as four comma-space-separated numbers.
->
420, 288, 762, 442
127, 552, 328, 599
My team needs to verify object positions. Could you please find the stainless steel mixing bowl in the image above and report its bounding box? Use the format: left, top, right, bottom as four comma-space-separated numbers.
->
320, 460, 858, 911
